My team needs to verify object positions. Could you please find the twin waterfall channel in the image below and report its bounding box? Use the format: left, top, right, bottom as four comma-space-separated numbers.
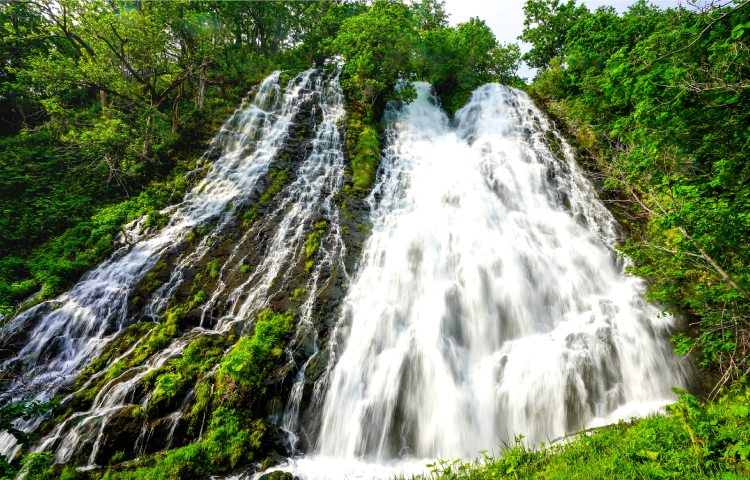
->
0, 70, 689, 478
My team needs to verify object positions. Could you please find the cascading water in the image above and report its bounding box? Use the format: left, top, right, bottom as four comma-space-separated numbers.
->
0, 69, 349, 465
0, 69, 691, 477
274, 82, 691, 479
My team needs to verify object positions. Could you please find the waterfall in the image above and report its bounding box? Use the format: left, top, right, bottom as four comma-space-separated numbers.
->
0, 69, 349, 465
0, 72, 691, 476
277, 82, 690, 479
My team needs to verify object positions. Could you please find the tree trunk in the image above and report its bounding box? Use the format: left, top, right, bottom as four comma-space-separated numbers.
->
271, 19, 282, 54
172, 85, 182, 133
100, 90, 108, 112
197, 64, 207, 110
14, 99, 27, 128
143, 115, 153, 157
677, 226, 750, 302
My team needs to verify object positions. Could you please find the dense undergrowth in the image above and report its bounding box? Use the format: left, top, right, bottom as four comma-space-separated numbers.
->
0, 103, 235, 317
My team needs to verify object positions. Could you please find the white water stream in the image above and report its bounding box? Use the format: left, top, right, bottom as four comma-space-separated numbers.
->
0, 69, 349, 463
263, 82, 690, 480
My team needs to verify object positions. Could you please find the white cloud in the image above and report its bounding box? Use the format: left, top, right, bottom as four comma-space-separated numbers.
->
441, 0, 682, 80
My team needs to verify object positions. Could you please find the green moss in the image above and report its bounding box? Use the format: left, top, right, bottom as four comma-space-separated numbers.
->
68, 309, 295, 480
295, 125, 308, 140
59, 465, 80, 480
290, 287, 306, 305
279, 72, 291, 89
240, 264, 250, 274
351, 125, 380, 193
147, 334, 224, 415
71, 292, 210, 411
242, 207, 259, 228
216, 309, 293, 396
38, 407, 74, 434
345, 103, 382, 195
192, 260, 220, 293
109, 450, 126, 465
141, 260, 167, 294
184, 379, 212, 436
305, 221, 327, 259
73, 321, 156, 390
139, 210, 168, 235
260, 168, 290, 205
207, 260, 219, 280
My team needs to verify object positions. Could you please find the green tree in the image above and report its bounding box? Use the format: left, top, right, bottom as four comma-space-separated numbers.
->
289, 0, 367, 68
331, 0, 417, 108
411, 0, 449, 31
418, 17, 523, 114
0, 0, 51, 135
519, 0, 589, 70
18, 0, 217, 179
0, 397, 57, 478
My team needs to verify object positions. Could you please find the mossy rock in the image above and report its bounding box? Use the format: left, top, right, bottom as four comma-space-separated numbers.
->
260, 471, 294, 480
93, 405, 144, 465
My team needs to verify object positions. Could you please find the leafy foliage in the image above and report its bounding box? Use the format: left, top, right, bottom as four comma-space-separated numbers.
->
0, 399, 57, 478
419, 18, 524, 115
525, 0, 750, 383
331, 0, 418, 108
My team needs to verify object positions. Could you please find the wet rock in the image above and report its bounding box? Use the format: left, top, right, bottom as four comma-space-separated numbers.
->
304, 351, 328, 382
263, 472, 293, 480
94, 405, 144, 465
261, 451, 288, 471
21, 71, 377, 470
0, 302, 53, 361
140, 411, 188, 455
266, 397, 285, 424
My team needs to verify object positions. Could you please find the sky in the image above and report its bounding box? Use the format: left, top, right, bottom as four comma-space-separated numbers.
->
441, 0, 685, 79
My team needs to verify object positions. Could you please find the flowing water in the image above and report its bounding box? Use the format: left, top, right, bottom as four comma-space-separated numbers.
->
268, 82, 691, 480
0, 69, 349, 464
